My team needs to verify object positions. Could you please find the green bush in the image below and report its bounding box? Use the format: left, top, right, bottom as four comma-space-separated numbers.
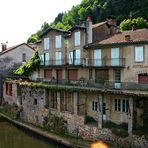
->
120, 17, 148, 31
13, 51, 40, 76
85, 116, 96, 124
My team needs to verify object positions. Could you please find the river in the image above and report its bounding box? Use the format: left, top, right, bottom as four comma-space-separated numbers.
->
0, 117, 67, 148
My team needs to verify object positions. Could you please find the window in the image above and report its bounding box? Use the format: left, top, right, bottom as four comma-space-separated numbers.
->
114, 70, 121, 83
55, 35, 62, 48
45, 53, 50, 66
92, 101, 98, 111
111, 48, 119, 66
114, 98, 129, 112
122, 99, 129, 112
74, 49, 81, 65
44, 37, 49, 50
40, 54, 44, 65
22, 53, 26, 62
69, 51, 74, 64
34, 99, 37, 105
94, 49, 102, 66
55, 51, 62, 65
114, 98, 121, 111
135, 46, 144, 62
74, 31, 81, 46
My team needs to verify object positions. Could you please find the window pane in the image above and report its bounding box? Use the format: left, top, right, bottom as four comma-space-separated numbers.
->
44, 38, 49, 50
74, 31, 80, 46
135, 47, 143, 62
55, 35, 62, 48
55, 52, 62, 65
45, 53, 50, 65
94, 49, 102, 66
75, 49, 81, 65
69, 51, 73, 64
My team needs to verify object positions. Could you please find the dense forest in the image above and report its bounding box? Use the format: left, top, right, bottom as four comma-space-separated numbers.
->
27, 0, 148, 43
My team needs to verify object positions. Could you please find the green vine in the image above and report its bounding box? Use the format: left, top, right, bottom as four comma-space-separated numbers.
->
13, 51, 40, 76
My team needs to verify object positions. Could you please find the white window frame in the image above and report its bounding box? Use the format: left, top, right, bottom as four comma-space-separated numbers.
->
111, 48, 119, 66
74, 31, 81, 46
44, 37, 50, 50
55, 51, 62, 65
135, 46, 144, 62
94, 49, 102, 66
69, 51, 73, 64
55, 35, 62, 49
92, 101, 98, 111
45, 53, 50, 66
74, 49, 81, 65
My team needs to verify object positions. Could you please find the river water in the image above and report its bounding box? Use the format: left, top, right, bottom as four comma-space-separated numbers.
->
0, 118, 66, 148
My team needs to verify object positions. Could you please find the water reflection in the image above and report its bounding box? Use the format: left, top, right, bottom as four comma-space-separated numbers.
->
0, 119, 65, 148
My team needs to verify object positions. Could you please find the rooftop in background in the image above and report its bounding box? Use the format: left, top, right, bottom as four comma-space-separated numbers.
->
85, 28, 148, 48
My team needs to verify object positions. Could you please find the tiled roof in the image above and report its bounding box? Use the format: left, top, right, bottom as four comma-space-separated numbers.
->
92, 21, 107, 28
40, 28, 70, 38
86, 28, 148, 48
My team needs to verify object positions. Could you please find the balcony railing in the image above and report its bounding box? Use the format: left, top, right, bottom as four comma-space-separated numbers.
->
106, 81, 148, 90
40, 58, 125, 67
87, 58, 125, 67
36, 78, 148, 91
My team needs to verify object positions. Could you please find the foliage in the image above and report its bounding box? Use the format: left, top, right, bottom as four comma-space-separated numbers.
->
0, 101, 23, 120
120, 17, 148, 31
13, 51, 40, 77
85, 115, 96, 124
43, 112, 67, 133
27, 0, 148, 43
104, 121, 128, 137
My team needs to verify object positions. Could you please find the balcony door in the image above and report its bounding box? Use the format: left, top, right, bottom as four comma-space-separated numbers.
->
111, 48, 119, 66
74, 49, 81, 65
94, 49, 102, 66
55, 52, 62, 65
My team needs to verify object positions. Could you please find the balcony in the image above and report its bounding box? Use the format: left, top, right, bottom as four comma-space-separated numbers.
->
40, 58, 84, 67
105, 81, 148, 90
87, 58, 125, 67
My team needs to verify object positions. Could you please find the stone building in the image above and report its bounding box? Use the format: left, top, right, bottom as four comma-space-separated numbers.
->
3, 18, 148, 138
0, 43, 35, 103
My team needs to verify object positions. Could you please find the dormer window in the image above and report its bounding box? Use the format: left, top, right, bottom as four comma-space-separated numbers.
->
74, 31, 81, 46
55, 35, 62, 49
44, 37, 49, 50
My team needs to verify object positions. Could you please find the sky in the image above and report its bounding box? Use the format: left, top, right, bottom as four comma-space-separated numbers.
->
0, 0, 82, 49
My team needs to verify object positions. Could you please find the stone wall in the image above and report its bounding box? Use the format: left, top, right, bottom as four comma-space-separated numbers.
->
21, 86, 49, 126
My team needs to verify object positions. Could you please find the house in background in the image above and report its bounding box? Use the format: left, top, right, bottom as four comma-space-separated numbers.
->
0, 43, 35, 104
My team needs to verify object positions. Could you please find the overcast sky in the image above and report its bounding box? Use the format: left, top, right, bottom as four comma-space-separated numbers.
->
0, 0, 81, 49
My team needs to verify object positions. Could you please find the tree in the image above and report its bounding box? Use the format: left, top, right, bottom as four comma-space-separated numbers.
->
120, 17, 148, 31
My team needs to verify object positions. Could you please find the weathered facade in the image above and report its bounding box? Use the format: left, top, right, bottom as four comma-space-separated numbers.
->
2, 17, 148, 144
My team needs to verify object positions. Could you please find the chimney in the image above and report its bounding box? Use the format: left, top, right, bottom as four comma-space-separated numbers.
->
86, 16, 92, 44
125, 34, 131, 41
1, 43, 7, 51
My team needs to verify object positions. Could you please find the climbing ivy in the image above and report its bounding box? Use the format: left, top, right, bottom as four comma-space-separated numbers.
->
13, 51, 40, 76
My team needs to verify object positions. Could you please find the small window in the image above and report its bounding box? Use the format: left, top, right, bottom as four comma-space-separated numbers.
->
122, 99, 129, 112
74, 31, 81, 46
114, 98, 121, 111
44, 37, 50, 50
135, 46, 144, 62
34, 99, 37, 105
55, 35, 62, 48
92, 101, 98, 111
22, 53, 26, 62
